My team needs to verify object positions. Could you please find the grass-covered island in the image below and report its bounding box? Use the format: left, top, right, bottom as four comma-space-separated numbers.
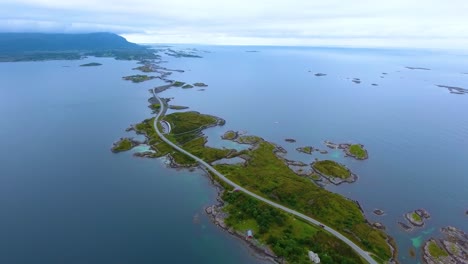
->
80, 62, 102, 67
347, 144, 368, 160
422, 226, 467, 263
113, 99, 394, 263
312, 160, 357, 184
111, 138, 136, 152
122, 74, 157, 83
297, 146, 314, 154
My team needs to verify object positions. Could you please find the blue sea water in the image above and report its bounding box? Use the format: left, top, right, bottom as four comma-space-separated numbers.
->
0, 45, 467, 263
156, 45, 468, 262
0, 58, 268, 264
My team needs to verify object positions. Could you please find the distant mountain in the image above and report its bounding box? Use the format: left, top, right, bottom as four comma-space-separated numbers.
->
0, 32, 157, 61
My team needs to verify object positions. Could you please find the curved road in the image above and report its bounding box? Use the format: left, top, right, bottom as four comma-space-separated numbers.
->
153, 94, 378, 264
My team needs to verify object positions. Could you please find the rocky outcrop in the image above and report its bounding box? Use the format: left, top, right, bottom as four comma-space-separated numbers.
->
373, 209, 385, 216
421, 233, 467, 264
284, 138, 296, 143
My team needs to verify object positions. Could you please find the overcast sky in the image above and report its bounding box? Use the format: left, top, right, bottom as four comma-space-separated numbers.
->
1, 0, 468, 49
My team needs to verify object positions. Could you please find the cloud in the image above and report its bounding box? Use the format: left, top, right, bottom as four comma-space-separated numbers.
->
1, 0, 468, 49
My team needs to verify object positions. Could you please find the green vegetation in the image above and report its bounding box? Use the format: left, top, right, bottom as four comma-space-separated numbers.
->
168, 105, 189, 110
412, 212, 422, 222
349, 144, 367, 159
222, 131, 238, 140
428, 241, 448, 258
123, 75, 157, 83
297, 146, 313, 154
133, 111, 229, 166
80, 62, 102, 67
112, 138, 133, 152
125, 106, 391, 262
215, 141, 391, 261
0, 33, 159, 62
193, 82, 208, 87
224, 192, 364, 263
149, 104, 161, 113
133, 64, 154, 72
311, 173, 321, 180
164, 111, 217, 135
313, 160, 351, 179
172, 81, 186, 87
182, 84, 194, 89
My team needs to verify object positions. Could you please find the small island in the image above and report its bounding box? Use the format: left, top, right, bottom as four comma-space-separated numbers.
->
193, 82, 208, 87
373, 209, 385, 216
122, 74, 157, 83
296, 146, 314, 154
346, 144, 368, 160
168, 105, 189, 110
172, 81, 185, 87
182, 84, 194, 89
436, 84, 468, 95
221, 130, 238, 140
312, 160, 357, 184
133, 64, 155, 72
80, 62, 102, 67
111, 138, 137, 152
404, 208, 431, 227
406, 66, 431, 70
324, 141, 369, 160
422, 226, 467, 263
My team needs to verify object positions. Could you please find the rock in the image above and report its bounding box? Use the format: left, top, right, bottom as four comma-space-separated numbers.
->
284, 138, 296, 143
314, 73, 327, 76
373, 222, 385, 230
319, 150, 328, 154
415, 208, 431, 219
373, 209, 385, 216
398, 221, 413, 231
372, 83, 378, 86
205, 206, 213, 215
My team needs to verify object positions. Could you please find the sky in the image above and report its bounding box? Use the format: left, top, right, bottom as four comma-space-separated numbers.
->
1, 0, 468, 49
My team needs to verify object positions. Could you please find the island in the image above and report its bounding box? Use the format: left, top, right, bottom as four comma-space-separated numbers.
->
112, 93, 394, 263
296, 146, 314, 154
405, 208, 430, 227
172, 81, 185, 87
436, 84, 468, 95
122, 74, 157, 83
324, 141, 369, 160
311, 160, 357, 184
182, 84, 194, 89
80, 62, 102, 67
346, 144, 369, 160
193, 82, 208, 87
168, 105, 189, 110
221, 130, 238, 140
406, 66, 431, 70
111, 138, 138, 152
422, 226, 467, 263
373, 209, 385, 216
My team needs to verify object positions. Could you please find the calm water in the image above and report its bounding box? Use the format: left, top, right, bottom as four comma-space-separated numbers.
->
156, 45, 468, 263
1, 46, 467, 264
0, 58, 268, 264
